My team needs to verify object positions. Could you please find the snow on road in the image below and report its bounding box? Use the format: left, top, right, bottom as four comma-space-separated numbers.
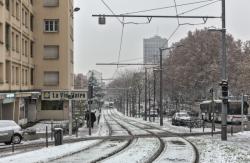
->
101, 138, 160, 163
51, 140, 128, 163
155, 137, 195, 163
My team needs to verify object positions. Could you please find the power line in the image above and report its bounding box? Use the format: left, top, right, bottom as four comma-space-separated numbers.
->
122, 0, 217, 15
173, 0, 180, 25
117, 22, 125, 68
100, 0, 123, 24
179, 0, 220, 16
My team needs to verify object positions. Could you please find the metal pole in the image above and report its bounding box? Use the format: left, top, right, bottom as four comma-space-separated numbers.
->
88, 104, 92, 136
241, 92, 244, 132
153, 70, 156, 122
211, 89, 215, 136
69, 97, 72, 136
148, 78, 151, 122
221, 0, 227, 141
144, 68, 148, 121
126, 89, 129, 116
138, 89, 141, 118
159, 49, 163, 126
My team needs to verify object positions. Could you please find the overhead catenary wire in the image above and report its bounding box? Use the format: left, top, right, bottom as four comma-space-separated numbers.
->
99, 0, 220, 79
161, 0, 220, 47
122, 0, 218, 15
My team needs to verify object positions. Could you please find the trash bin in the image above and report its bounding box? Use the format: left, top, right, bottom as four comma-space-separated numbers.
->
54, 128, 63, 146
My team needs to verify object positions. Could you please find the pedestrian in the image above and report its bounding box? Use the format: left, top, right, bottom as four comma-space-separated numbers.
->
85, 110, 90, 128
96, 110, 101, 124
90, 111, 96, 128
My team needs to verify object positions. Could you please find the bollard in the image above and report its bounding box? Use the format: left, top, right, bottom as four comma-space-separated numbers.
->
11, 130, 14, 153
51, 120, 54, 140
46, 126, 48, 147
54, 128, 63, 146
189, 120, 192, 133
75, 120, 78, 138
211, 123, 214, 137
203, 120, 205, 133
231, 125, 233, 136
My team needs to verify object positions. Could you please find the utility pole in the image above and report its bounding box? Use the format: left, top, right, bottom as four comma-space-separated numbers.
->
221, 0, 227, 141
126, 89, 129, 116
144, 68, 148, 121
159, 48, 163, 126
153, 70, 156, 122
241, 92, 244, 132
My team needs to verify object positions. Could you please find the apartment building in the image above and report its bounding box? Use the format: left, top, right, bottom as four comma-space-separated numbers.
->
143, 35, 168, 65
0, 0, 75, 124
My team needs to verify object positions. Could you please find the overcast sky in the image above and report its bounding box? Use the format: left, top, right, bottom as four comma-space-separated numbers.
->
74, 0, 250, 79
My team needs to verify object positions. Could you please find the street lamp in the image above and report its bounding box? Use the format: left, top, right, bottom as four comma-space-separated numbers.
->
159, 45, 183, 126
71, 7, 80, 17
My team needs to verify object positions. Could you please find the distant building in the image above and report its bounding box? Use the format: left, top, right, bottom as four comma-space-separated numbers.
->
87, 70, 102, 84
74, 74, 87, 89
143, 35, 168, 65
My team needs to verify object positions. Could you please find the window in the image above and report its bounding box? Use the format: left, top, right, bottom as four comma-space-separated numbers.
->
24, 40, 28, 56
0, 63, 3, 83
16, 2, 20, 20
44, 19, 59, 32
16, 34, 19, 53
44, 71, 59, 86
16, 67, 19, 84
30, 41, 34, 57
12, 32, 15, 51
5, 0, 9, 10
30, 68, 34, 85
41, 101, 63, 110
25, 11, 28, 28
25, 69, 28, 85
30, 14, 33, 31
0, 23, 3, 44
12, 66, 15, 84
5, 23, 10, 50
11, 0, 15, 16
22, 68, 24, 84
43, 0, 59, 7
44, 45, 59, 59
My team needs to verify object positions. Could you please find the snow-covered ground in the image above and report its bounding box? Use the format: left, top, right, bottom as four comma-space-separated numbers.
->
1, 109, 250, 163
187, 132, 250, 163
114, 109, 218, 134
0, 140, 101, 163
26, 120, 69, 133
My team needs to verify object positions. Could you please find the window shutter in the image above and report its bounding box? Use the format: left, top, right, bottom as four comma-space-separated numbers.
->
44, 45, 59, 59
43, 0, 59, 7
44, 72, 59, 86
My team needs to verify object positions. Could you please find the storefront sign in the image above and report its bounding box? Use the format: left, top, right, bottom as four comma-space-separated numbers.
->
42, 91, 87, 101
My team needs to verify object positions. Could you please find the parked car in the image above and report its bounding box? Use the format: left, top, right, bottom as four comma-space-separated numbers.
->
0, 120, 23, 145
172, 112, 191, 126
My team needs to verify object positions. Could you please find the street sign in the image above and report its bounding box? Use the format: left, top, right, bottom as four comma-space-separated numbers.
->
42, 90, 87, 101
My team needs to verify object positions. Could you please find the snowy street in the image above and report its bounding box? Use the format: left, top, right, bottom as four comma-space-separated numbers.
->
1, 108, 250, 163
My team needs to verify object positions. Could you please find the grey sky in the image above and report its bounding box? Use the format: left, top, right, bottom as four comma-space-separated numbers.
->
74, 0, 250, 79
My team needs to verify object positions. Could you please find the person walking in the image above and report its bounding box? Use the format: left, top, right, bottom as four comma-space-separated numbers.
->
96, 110, 101, 124
90, 111, 96, 128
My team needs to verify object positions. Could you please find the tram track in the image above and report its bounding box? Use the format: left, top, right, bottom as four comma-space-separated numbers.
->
110, 109, 199, 163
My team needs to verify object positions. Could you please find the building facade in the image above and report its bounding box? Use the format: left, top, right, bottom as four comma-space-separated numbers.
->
143, 35, 168, 65
0, 0, 75, 124
74, 73, 87, 89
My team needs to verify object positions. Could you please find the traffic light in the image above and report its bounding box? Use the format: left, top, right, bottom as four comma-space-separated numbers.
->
219, 80, 228, 104
88, 84, 93, 99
